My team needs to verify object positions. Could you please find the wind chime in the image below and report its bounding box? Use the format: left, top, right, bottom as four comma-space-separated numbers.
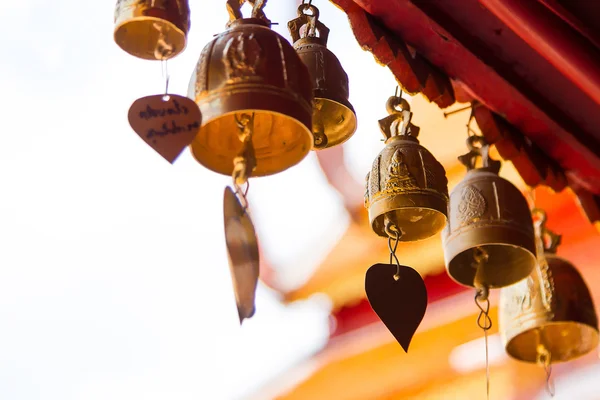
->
115, 0, 356, 322
499, 208, 599, 396
364, 90, 449, 352
114, 0, 202, 164
287, 2, 357, 149
186, 0, 317, 322
443, 132, 537, 398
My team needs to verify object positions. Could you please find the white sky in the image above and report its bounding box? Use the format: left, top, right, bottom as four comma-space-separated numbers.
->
0, 1, 400, 399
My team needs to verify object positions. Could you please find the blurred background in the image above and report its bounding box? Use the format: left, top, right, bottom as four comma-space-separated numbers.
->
0, 1, 599, 399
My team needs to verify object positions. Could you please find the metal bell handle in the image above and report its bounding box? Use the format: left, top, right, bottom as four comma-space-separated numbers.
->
458, 135, 502, 173
532, 208, 562, 254
227, 0, 269, 24
287, 4, 330, 45
378, 95, 420, 140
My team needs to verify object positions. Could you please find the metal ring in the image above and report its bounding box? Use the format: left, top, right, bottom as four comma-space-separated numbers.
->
466, 134, 486, 151
300, 3, 318, 17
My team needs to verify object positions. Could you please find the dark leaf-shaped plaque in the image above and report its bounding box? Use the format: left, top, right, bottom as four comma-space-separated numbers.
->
365, 263, 428, 352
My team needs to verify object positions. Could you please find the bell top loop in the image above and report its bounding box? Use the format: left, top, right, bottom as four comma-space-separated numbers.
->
378, 96, 420, 142
458, 135, 502, 174
287, 4, 330, 46
227, 0, 271, 26
532, 208, 562, 254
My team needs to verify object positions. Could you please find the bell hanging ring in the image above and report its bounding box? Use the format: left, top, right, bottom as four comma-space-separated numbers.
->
443, 135, 536, 288
114, 0, 190, 60
364, 95, 449, 241
287, 3, 357, 149
499, 210, 599, 363
188, 0, 314, 177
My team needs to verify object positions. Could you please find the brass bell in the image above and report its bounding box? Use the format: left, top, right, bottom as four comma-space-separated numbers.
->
188, 1, 314, 177
365, 95, 449, 241
114, 0, 190, 60
443, 136, 536, 288
287, 4, 357, 149
499, 210, 599, 363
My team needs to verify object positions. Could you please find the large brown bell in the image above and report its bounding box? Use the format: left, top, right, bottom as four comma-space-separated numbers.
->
188, 1, 314, 177
287, 4, 357, 150
499, 210, 599, 363
114, 0, 190, 60
443, 136, 536, 288
365, 95, 448, 241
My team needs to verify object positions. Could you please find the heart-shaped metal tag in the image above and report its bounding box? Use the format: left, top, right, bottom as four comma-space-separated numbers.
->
128, 94, 201, 163
365, 263, 428, 352
223, 187, 260, 323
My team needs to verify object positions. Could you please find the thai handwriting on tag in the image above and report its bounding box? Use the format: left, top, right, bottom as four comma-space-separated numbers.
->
128, 94, 202, 163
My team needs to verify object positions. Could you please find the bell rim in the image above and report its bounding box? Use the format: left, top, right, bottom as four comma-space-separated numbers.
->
368, 191, 449, 241
504, 321, 599, 364
190, 109, 313, 177
311, 97, 357, 150
444, 244, 536, 288
114, 16, 188, 60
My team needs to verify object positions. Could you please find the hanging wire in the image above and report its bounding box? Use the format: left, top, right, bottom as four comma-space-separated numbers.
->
537, 345, 555, 397
475, 286, 492, 400
395, 85, 403, 99
161, 58, 170, 100
385, 222, 402, 281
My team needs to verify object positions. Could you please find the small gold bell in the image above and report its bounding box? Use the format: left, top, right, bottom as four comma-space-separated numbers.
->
188, 1, 314, 177
499, 210, 599, 364
114, 0, 190, 60
365, 95, 449, 241
443, 136, 536, 288
287, 4, 357, 149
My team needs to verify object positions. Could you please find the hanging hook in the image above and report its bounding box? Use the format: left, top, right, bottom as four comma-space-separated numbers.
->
537, 345, 555, 397
475, 287, 492, 400
385, 221, 402, 281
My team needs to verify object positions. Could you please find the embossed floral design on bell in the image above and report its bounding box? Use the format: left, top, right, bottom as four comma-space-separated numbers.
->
365, 95, 449, 241
114, 0, 190, 60
499, 209, 599, 364
443, 136, 536, 288
188, 1, 314, 177
287, 4, 357, 150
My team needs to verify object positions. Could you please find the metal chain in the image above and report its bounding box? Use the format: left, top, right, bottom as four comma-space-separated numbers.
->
475, 287, 492, 400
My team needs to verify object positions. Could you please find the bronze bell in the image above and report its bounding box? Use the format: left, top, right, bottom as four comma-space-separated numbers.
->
188, 1, 314, 177
287, 4, 357, 150
365, 95, 449, 241
114, 0, 190, 60
499, 210, 599, 363
443, 136, 536, 288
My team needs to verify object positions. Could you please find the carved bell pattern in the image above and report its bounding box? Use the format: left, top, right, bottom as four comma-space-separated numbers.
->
114, 0, 191, 60
443, 136, 536, 289
499, 210, 599, 364
365, 95, 449, 241
187, 1, 314, 177
287, 4, 357, 150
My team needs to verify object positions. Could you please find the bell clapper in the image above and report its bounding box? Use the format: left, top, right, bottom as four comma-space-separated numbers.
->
232, 113, 257, 212
474, 281, 492, 400
154, 22, 175, 61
